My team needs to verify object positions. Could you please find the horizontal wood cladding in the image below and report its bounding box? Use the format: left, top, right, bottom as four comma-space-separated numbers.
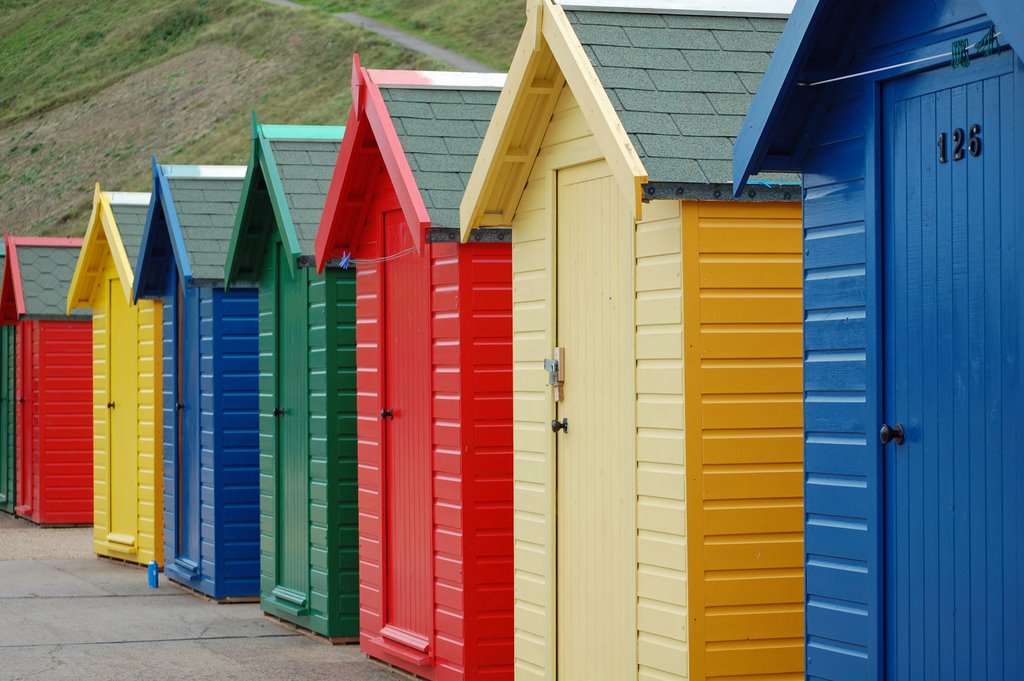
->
683, 201, 804, 681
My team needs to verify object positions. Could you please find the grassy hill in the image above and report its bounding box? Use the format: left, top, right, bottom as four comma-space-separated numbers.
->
0, 0, 523, 237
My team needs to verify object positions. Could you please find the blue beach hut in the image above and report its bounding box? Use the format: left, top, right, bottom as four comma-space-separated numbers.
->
134, 160, 260, 601
734, 2, 1024, 680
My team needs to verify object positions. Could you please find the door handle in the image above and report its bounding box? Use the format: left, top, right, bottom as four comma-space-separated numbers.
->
176, 402, 185, 411
106, 401, 115, 409
551, 418, 568, 434
381, 408, 394, 420
879, 423, 906, 445
17, 397, 24, 404
272, 407, 285, 417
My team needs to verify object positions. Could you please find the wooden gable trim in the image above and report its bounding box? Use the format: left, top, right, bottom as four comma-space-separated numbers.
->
459, 0, 648, 240
134, 158, 194, 302
67, 185, 135, 314
0, 237, 23, 324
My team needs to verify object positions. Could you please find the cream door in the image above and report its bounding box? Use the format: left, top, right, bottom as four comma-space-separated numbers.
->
555, 160, 636, 680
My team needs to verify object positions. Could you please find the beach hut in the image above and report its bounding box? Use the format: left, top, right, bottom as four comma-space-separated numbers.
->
733, 1, 1024, 679
225, 119, 357, 639
460, 1, 805, 679
0, 236, 92, 525
0, 245, 12, 516
67, 187, 163, 566
133, 161, 259, 600
316, 61, 513, 677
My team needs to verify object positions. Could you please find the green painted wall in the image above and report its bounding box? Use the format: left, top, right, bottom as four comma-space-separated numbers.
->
257, 236, 358, 638
0, 325, 15, 514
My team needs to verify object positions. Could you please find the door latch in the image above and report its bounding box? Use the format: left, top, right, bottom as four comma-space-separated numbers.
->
551, 418, 568, 434
879, 423, 906, 445
544, 347, 565, 402
381, 408, 394, 420
272, 407, 285, 417
176, 402, 185, 411
106, 401, 115, 409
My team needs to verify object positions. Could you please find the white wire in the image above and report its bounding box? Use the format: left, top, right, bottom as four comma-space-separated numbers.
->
801, 32, 1002, 88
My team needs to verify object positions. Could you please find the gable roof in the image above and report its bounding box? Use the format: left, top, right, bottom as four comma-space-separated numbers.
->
134, 159, 247, 299
733, 0, 1022, 192
316, 57, 504, 269
460, 0, 796, 238
225, 116, 344, 285
1, 236, 87, 324
67, 186, 151, 313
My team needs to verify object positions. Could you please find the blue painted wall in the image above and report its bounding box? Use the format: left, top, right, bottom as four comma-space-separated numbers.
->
160, 282, 260, 600
749, 1, 1024, 679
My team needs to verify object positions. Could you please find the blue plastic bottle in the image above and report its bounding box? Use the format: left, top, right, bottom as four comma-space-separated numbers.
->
147, 560, 159, 589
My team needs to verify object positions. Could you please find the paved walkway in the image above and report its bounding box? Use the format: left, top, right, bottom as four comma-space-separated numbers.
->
0, 515, 399, 681
259, 0, 496, 72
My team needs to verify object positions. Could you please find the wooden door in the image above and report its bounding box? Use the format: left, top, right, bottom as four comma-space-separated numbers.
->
381, 209, 433, 655
883, 55, 1022, 680
174, 281, 201, 570
107, 278, 138, 547
0, 327, 13, 511
554, 160, 636, 679
273, 245, 310, 608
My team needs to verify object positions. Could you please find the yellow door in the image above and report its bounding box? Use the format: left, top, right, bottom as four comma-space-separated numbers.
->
107, 277, 138, 550
555, 160, 636, 679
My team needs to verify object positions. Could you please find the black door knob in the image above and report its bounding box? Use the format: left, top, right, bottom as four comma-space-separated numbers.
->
551, 418, 568, 434
272, 407, 285, 417
106, 401, 115, 409
880, 423, 906, 445
176, 402, 185, 411
381, 408, 394, 420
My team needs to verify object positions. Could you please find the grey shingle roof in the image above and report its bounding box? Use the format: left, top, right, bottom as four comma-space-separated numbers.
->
18, 245, 89, 318
164, 174, 244, 283
565, 9, 796, 186
381, 86, 500, 229
109, 202, 150, 268
269, 139, 340, 256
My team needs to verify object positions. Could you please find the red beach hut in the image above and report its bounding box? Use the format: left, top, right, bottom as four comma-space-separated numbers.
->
0, 236, 93, 525
316, 58, 513, 679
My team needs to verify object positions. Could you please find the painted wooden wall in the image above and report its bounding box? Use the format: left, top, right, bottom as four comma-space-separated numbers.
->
0, 326, 13, 514
92, 252, 163, 566
161, 285, 260, 600
353, 204, 514, 677
256, 236, 358, 638
509, 83, 687, 681
14, 320, 93, 525
682, 202, 804, 680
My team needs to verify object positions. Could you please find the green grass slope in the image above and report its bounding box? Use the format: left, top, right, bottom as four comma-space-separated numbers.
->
299, 0, 524, 70
0, 0, 474, 236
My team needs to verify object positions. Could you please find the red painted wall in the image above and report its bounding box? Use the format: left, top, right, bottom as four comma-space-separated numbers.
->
355, 179, 514, 680
14, 320, 93, 525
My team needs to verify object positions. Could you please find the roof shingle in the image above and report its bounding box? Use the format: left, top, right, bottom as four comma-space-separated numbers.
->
18, 245, 89, 318
163, 172, 245, 283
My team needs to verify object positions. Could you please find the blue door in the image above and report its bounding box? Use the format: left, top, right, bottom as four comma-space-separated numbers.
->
174, 280, 201, 574
883, 54, 1022, 680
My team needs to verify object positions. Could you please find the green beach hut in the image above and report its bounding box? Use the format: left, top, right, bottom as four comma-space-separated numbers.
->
225, 118, 357, 640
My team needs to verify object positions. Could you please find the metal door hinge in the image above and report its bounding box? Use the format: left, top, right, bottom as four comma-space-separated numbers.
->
544, 347, 565, 402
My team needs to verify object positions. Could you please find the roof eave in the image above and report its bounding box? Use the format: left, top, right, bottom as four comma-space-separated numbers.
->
67, 185, 135, 313
732, 0, 825, 195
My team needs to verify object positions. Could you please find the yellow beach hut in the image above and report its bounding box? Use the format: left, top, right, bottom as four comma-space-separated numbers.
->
460, 1, 804, 680
67, 186, 163, 567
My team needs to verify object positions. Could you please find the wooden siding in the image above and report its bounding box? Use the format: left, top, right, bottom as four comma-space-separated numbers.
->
257, 237, 358, 637
682, 202, 804, 681
0, 326, 13, 514
92, 253, 163, 566
353, 203, 513, 679
161, 286, 260, 600
509, 83, 686, 680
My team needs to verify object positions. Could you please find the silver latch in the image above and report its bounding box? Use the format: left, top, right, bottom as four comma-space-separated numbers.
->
544, 347, 564, 402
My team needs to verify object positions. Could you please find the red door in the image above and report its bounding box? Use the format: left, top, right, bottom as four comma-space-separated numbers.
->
380, 210, 434, 656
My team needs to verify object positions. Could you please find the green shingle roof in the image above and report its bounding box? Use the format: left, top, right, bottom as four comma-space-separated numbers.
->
268, 138, 340, 256
381, 86, 500, 229
163, 169, 245, 283
565, 9, 797, 186
109, 201, 150, 268
18, 245, 89, 318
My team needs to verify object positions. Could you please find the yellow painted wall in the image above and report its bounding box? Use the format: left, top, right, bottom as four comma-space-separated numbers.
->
510, 83, 687, 681
90, 252, 163, 566
682, 202, 804, 681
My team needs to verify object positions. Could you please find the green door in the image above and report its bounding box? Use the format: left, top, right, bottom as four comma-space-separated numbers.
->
272, 244, 310, 610
0, 326, 14, 514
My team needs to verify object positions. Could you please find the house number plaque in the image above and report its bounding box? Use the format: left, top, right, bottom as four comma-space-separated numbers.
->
937, 124, 981, 163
